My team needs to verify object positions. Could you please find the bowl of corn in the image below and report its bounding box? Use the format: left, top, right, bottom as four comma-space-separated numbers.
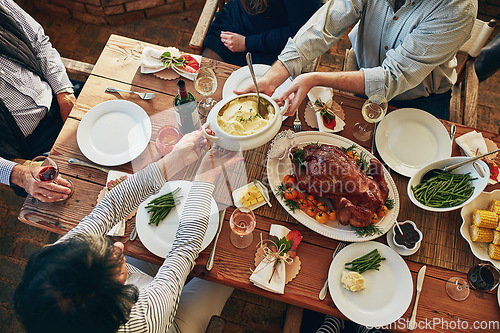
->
460, 189, 500, 270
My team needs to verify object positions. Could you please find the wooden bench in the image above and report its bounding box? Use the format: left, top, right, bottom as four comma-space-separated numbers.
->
61, 57, 94, 77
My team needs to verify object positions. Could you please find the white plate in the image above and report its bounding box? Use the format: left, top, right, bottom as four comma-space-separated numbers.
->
77, 100, 152, 166
460, 190, 500, 270
267, 131, 400, 242
328, 242, 413, 327
232, 181, 269, 210
375, 108, 452, 177
408, 157, 489, 212
136, 180, 219, 258
222, 64, 292, 120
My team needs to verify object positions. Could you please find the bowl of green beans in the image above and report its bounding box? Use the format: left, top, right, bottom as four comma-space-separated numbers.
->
407, 157, 489, 212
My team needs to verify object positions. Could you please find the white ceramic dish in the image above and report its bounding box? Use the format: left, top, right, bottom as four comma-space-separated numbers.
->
232, 181, 269, 210
460, 190, 500, 270
202, 93, 288, 151
77, 100, 152, 166
136, 180, 219, 257
386, 228, 421, 256
328, 241, 413, 327
375, 108, 452, 177
267, 131, 400, 242
391, 220, 423, 251
407, 157, 489, 212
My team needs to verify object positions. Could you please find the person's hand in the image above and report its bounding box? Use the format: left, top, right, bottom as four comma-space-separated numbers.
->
10, 164, 72, 202
277, 72, 317, 116
233, 60, 290, 97
195, 146, 245, 184
220, 31, 246, 53
57, 93, 76, 122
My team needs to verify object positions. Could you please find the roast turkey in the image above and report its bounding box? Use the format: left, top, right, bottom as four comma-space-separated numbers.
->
292, 144, 389, 228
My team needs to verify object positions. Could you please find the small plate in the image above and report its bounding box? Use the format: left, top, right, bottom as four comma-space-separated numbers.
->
77, 100, 151, 166
375, 108, 452, 177
232, 181, 269, 210
460, 189, 500, 270
386, 228, 420, 256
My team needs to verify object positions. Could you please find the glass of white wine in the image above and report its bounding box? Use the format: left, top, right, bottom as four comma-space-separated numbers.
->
229, 207, 256, 249
194, 67, 218, 120
352, 94, 388, 141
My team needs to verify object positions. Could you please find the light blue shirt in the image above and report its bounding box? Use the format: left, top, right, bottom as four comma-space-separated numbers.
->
278, 0, 477, 101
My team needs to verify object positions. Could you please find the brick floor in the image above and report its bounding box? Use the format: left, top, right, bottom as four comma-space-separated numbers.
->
1, 2, 499, 333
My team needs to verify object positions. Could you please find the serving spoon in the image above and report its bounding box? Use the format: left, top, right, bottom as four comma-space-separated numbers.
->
421, 149, 499, 182
245, 52, 268, 118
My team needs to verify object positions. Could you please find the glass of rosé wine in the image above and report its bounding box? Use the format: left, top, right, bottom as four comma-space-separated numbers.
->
229, 207, 256, 249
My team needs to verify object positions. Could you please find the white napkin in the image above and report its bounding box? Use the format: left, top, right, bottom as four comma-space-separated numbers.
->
249, 224, 290, 294
455, 131, 488, 157
139, 46, 201, 81
315, 111, 346, 133
106, 170, 130, 236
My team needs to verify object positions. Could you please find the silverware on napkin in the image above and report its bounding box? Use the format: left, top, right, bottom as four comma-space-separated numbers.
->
206, 209, 226, 271
68, 158, 110, 173
409, 265, 426, 330
319, 241, 347, 300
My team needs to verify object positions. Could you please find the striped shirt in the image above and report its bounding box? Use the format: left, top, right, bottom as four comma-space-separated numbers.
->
278, 0, 477, 101
0, 0, 72, 185
60, 163, 214, 333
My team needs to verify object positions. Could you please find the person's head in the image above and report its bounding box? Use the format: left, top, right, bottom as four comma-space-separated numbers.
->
14, 234, 138, 333
241, 0, 268, 15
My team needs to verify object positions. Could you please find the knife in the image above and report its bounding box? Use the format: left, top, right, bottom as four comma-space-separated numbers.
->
409, 265, 426, 330
206, 209, 226, 271
68, 158, 110, 173
253, 179, 272, 207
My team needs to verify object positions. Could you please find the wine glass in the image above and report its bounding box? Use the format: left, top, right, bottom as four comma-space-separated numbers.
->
29, 156, 73, 199
229, 207, 256, 249
352, 94, 388, 141
194, 67, 218, 120
445, 263, 500, 301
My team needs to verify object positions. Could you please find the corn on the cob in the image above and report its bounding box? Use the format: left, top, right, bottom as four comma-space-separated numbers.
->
488, 199, 500, 217
472, 209, 498, 229
469, 225, 494, 242
493, 231, 500, 246
488, 243, 500, 260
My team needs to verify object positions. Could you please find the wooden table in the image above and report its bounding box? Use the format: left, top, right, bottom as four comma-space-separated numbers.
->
18, 35, 500, 332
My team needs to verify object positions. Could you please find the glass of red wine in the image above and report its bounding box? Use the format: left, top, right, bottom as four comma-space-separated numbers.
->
445, 263, 500, 301
229, 207, 256, 249
29, 156, 73, 199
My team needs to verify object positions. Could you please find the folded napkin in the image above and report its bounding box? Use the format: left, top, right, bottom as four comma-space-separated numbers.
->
455, 131, 488, 157
249, 224, 290, 294
139, 46, 201, 81
99, 170, 131, 236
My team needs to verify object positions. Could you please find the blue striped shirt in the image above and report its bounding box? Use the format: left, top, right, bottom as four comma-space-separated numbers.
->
278, 0, 477, 101
60, 163, 214, 332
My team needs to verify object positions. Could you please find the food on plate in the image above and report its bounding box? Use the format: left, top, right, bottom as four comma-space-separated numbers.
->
468, 200, 500, 260
411, 171, 475, 208
239, 185, 264, 207
160, 51, 200, 73
488, 199, 500, 217
217, 96, 274, 136
345, 249, 386, 274
315, 211, 328, 224
394, 222, 422, 249
106, 175, 128, 191
341, 271, 365, 292
472, 209, 498, 229
488, 244, 500, 260
291, 144, 389, 228
146, 187, 182, 226
469, 225, 494, 243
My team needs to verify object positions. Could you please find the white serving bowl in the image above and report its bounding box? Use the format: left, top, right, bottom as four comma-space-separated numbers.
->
407, 157, 489, 212
392, 220, 423, 251
460, 190, 500, 270
202, 93, 288, 151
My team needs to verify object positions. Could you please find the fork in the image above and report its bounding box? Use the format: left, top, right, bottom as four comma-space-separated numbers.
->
319, 241, 347, 300
293, 110, 301, 132
106, 87, 156, 100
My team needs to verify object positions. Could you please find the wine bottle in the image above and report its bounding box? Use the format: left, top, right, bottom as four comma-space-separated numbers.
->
173, 79, 200, 134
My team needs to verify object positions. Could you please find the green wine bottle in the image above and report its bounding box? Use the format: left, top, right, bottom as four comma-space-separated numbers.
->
174, 80, 200, 134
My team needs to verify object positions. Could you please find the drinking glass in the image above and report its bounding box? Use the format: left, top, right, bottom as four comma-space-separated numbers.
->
352, 94, 388, 141
194, 67, 218, 119
229, 207, 256, 249
445, 263, 500, 301
29, 156, 73, 199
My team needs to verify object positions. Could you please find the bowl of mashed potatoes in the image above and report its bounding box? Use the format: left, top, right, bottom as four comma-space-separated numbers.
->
202, 93, 289, 151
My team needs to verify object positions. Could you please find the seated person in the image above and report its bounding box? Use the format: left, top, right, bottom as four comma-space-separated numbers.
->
202, 0, 322, 67
14, 130, 239, 333
236, 0, 477, 120
1, 0, 76, 201
475, 33, 500, 83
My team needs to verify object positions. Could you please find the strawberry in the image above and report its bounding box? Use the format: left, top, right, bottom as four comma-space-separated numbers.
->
321, 110, 336, 129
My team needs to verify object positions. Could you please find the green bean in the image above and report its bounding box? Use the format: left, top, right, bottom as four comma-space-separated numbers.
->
411, 171, 476, 208
345, 249, 386, 274
147, 188, 182, 226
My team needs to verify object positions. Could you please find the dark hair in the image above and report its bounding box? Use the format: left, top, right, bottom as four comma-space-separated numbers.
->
14, 234, 139, 333
241, 0, 269, 15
